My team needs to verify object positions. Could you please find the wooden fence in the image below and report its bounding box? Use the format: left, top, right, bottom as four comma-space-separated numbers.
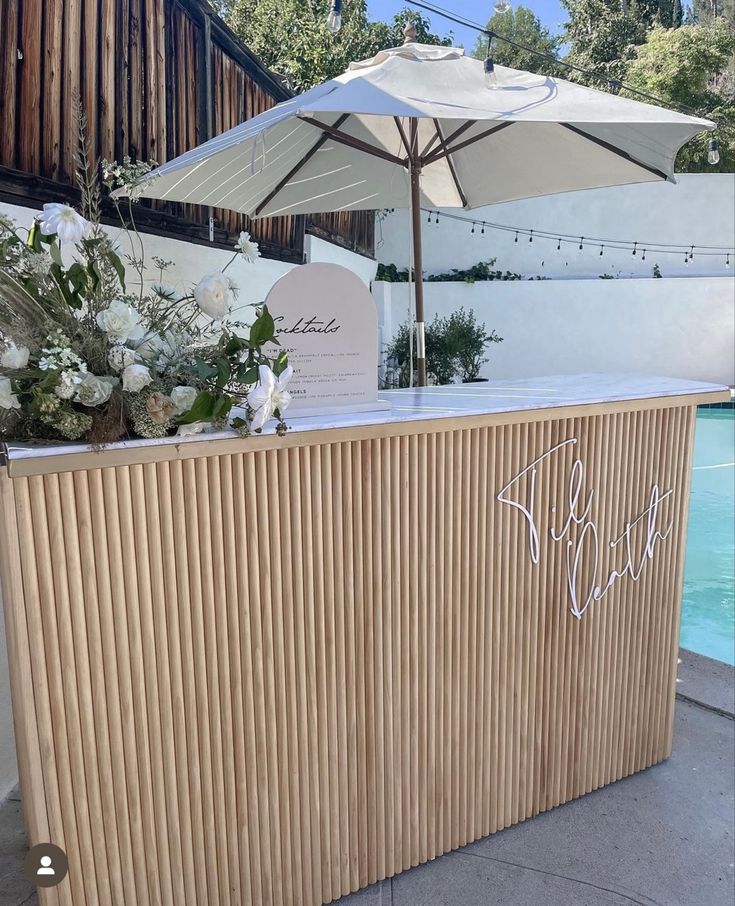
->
0, 0, 374, 261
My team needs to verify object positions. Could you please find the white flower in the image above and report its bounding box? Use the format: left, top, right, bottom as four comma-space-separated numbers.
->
151, 283, 183, 303
0, 376, 21, 410
176, 422, 206, 437
37, 203, 89, 243
234, 231, 260, 263
96, 300, 144, 343
247, 365, 293, 430
170, 385, 198, 415
122, 363, 153, 393
74, 373, 117, 407
0, 343, 30, 369
54, 369, 86, 399
107, 344, 136, 372
194, 272, 233, 320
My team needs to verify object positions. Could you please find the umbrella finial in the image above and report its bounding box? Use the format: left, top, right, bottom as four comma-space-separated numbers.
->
403, 21, 417, 44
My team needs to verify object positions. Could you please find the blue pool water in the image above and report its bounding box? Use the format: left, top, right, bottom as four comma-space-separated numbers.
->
681, 410, 735, 665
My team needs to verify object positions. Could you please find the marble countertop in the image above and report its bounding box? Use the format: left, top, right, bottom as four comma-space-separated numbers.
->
3, 372, 729, 466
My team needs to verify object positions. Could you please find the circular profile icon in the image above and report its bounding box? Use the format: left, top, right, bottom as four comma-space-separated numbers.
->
24, 843, 69, 888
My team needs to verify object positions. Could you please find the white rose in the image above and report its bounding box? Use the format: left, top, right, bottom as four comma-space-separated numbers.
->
96, 300, 144, 343
108, 344, 136, 372
75, 373, 117, 407
0, 376, 21, 410
170, 385, 198, 415
122, 363, 153, 393
176, 422, 206, 437
37, 203, 89, 243
193, 272, 232, 320
0, 343, 30, 369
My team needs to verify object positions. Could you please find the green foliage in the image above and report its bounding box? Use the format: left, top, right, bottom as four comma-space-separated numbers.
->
225, 1, 450, 92
625, 21, 735, 171
472, 6, 564, 78
375, 260, 523, 283
444, 308, 504, 381
384, 309, 503, 387
561, 0, 655, 82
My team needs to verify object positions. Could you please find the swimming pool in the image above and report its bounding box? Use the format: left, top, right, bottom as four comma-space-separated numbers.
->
681, 409, 735, 665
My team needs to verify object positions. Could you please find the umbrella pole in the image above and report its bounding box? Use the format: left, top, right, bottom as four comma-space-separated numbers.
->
409, 121, 427, 387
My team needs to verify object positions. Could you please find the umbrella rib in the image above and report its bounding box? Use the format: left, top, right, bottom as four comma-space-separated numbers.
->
254, 113, 351, 215
561, 124, 669, 181
431, 118, 468, 208
424, 122, 513, 166
297, 116, 408, 167
393, 117, 412, 157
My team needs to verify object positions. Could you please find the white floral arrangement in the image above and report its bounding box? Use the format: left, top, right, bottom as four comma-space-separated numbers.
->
0, 127, 291, 446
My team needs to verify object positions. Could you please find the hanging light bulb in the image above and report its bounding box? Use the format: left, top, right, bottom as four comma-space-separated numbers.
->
481, 223, 485, 235
579, 236, 584, 250
471, 222, 476, 234
708, 137, 720, 166
529, 230, 533, 243
484, 33, 498, 89
493, 0, 512, 12
326, 0, 343, 35
689, 245, 695, 261
557, 238, 561, 251
514, 231, 519, 243
599, 245, 604, 256
726, 254, 731, 269
427, 211, 432, 223
632, 242, 637, 257
642, 249, 646, 261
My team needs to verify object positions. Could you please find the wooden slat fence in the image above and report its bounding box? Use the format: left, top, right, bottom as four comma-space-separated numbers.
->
0, 0, 375, 260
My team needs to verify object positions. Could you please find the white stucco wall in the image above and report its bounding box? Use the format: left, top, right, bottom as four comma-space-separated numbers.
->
0, 199, 376, 800
374, 276, 735, 386
377, 174, 735, 280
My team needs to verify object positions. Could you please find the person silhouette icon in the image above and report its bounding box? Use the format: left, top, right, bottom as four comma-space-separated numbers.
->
36, 855, 55, 876
24, 843, 68, 888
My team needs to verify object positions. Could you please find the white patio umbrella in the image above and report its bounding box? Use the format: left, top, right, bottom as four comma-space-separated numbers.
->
124, 26, 714, 385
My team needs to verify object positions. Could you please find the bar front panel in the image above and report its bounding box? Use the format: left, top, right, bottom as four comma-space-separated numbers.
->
0, 404, 695, 906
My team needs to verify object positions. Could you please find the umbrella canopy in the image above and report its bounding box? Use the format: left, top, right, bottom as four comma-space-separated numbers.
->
126, 32, 713, 384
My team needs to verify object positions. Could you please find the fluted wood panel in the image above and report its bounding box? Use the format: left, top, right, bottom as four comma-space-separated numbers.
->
0, 405, 696, 906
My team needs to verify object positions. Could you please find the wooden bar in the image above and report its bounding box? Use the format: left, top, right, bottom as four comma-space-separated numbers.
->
0, 375, 728, 906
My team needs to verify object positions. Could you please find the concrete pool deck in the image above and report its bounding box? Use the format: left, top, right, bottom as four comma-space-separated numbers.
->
1, 650, 733, 906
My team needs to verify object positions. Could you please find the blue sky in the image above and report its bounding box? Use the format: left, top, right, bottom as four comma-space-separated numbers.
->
367, 1, 568, 47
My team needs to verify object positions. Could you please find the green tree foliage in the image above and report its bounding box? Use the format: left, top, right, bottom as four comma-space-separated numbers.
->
561, 0, 657, 81
625, 20, 735, 170
224, 1, 450, 93
471, 6, 565, 78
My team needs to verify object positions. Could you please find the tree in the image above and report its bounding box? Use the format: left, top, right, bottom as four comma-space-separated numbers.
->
625, 20, 735, 170
471, 6, 564, 78
561, 0, 664, 82
224, 1, 450, 93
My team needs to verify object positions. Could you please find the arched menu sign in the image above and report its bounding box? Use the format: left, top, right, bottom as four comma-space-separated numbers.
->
264, 262, 389, 416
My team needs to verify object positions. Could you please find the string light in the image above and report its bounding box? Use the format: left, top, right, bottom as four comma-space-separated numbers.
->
727, 254, 731, 269
484, 33, 498, 90
415, 207, 734, 260
599, 245, 604, 256
708, 138, 720, 166
325, 0, 343, 34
